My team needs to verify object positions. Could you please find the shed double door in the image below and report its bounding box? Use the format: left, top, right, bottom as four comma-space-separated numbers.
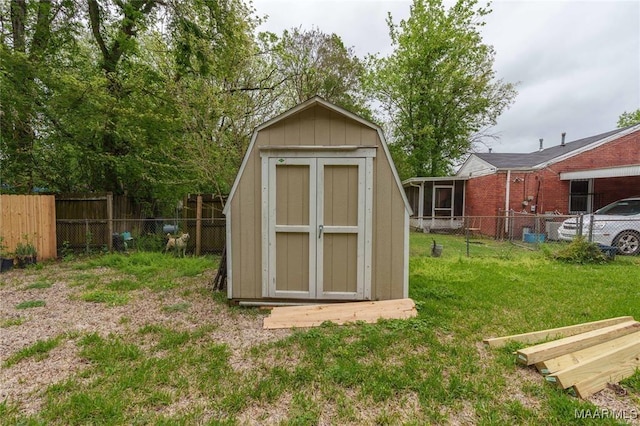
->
265, 157, 370, 300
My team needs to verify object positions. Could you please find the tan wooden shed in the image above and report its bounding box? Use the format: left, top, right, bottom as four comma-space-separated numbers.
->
223, 97, 412, 304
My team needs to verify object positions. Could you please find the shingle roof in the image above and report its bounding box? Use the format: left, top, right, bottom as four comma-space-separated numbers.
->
475, 127, 632, 169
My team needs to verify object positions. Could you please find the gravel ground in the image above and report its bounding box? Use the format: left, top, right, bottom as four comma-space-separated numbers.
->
0, 263, 291, 417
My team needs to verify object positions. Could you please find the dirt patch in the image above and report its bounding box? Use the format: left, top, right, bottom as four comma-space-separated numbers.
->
0, 264, 290, 415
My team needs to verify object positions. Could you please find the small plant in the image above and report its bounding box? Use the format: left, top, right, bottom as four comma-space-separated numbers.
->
60, 241, 75, 262
551, 236, 610, 264
0, 236, 9, 257
15, 234, 37, 268
0, 236, 14, 272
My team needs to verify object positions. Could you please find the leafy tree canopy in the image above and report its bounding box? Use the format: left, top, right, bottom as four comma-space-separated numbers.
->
369, 0, 517, 178
617, 109, 640, 128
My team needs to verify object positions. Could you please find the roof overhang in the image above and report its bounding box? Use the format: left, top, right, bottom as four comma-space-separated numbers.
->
403, 176, 469, 186
559, 164, 640, 180
535, 124, 640, 169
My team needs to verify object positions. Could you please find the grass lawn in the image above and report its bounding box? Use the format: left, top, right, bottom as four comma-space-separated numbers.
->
1, 235, 639, 424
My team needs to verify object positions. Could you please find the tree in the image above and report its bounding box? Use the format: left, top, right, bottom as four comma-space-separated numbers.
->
617, 109, 640, 128
272, 27, 371, 118
0, 0, 79, 192
369, 0, 517, 177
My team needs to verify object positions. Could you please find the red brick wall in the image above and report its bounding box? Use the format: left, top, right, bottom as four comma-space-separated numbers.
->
463, 129, 640, 236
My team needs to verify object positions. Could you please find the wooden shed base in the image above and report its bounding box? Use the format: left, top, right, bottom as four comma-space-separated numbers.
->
263, 298, 417, 329
484, 316, 640, 398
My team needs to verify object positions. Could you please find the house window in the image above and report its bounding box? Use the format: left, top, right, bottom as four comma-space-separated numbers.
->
569, 180, 592, 213
433, 186, 454, 217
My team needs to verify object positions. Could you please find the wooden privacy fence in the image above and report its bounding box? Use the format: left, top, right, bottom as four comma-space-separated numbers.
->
55, 193, 225, 254
0, 195, 57, 260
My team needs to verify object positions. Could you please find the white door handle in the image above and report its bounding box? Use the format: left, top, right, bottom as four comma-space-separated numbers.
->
318, 224, 324, 238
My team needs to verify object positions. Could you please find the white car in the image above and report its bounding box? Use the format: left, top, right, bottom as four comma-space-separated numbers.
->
558, 197, 640, 255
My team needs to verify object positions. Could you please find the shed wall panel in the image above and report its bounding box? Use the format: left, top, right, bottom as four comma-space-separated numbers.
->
276, 233, 310, 291
324, 165, 358, 226
323, 234, 357, 293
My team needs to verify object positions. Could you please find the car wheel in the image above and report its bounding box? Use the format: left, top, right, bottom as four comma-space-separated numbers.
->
613, 231, 640, 255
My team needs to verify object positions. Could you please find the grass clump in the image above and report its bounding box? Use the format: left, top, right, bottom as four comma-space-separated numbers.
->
550, 237, 610, 264
4, 336, 62, 367
24, 279, 53, 290
1, 317, 25, 328
15, 300, 46, 309
79, 290, 129, 306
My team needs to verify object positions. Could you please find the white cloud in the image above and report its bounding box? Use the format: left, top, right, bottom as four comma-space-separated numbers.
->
253, 0, 640, 153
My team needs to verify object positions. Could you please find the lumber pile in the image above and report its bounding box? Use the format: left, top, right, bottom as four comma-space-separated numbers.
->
263, 298, 417, 329
483, 316, 640, 398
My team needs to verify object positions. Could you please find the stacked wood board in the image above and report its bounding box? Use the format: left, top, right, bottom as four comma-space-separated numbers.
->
263, 298, 417, 329
483, 316, 640, 398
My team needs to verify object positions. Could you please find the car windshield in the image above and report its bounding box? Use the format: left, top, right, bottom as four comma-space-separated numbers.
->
595, 199, 640, 216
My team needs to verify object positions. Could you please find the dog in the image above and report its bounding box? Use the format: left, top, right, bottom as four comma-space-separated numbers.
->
165, 233, 189, 257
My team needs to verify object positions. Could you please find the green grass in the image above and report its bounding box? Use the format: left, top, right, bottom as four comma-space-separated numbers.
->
15, 300, 46, 309
0, 317, 25, 328
78, 290, 129, 306
162, 302, 191, 313
3, 238, 639, 425
4, 336, 62, 367
24, 278, 54, 289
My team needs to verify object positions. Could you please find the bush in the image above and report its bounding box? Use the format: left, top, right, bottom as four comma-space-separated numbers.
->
135, 233, 166, 252
551, 237, 610, 264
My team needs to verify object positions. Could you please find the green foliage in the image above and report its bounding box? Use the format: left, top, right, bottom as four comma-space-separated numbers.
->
274, 27, 371, 118
551, 237, 610, 264
369, 0, 517, 176
15, 234, 37, 257
617, 109, 640, 128
0, 236, 10, 257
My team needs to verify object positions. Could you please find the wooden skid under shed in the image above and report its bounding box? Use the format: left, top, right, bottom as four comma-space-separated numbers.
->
263, 298, 417, 329
485, 316, 640, 399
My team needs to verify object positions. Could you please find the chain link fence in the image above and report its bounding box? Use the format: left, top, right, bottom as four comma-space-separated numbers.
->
56, 218, 225, 256
56, 212, 639, 257
410, 212, 640, 256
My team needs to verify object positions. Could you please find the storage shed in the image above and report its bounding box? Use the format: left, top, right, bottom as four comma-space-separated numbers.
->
223, 97, 412, 304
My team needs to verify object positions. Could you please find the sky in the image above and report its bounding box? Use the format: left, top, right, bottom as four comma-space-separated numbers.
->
252, 0, 640, 153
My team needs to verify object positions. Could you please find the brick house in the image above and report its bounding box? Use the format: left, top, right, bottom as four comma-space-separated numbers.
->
404, 124, 640, 237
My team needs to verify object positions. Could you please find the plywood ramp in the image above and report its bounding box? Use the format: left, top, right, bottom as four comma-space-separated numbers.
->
263, 298, 417, 329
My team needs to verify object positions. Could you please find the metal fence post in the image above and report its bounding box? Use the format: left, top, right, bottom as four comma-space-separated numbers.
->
465, 217, 470, 257
588, 213, 594, 243
107, 192, 113, 252
196, 195, 202, 256
578, 214, 584, 237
